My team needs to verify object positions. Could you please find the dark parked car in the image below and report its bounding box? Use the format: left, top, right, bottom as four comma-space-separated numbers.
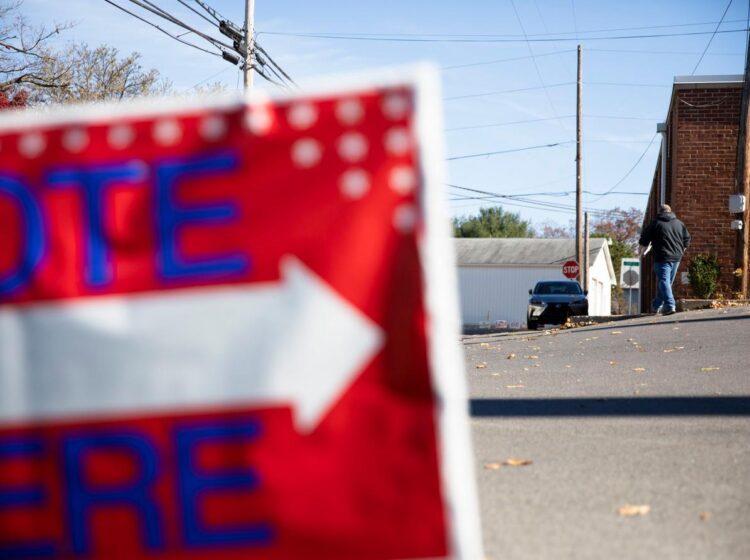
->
527, 280, 588, 330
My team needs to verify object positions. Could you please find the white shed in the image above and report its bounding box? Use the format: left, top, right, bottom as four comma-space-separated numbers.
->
455, 238, 616, 328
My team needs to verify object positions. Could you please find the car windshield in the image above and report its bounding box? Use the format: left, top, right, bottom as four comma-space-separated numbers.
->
534, 282, 582, 295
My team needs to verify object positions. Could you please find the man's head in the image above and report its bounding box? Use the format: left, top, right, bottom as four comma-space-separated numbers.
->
659, 204, 672, 214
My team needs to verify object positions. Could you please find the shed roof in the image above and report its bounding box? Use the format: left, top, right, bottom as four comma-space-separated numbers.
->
454, 237, 608, 266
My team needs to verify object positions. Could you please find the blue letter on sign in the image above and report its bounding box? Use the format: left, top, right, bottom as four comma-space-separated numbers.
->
0, 438, 55, 558
63, 432, 164, 555
155, 152, 249, 282
175, 421, 273, 548
46, 162, 146, 288
0, 175, 45, 297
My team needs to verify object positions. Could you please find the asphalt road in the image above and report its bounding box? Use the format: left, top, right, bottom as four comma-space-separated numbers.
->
464, 306, 750, 560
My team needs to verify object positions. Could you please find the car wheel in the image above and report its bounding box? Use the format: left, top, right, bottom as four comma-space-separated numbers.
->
527, 319, 538, 330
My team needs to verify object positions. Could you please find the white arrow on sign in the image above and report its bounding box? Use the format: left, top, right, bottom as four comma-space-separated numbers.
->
0, 256, 384, 432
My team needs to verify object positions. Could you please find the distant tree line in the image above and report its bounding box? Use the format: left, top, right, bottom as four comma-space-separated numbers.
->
0, 0, 227, 110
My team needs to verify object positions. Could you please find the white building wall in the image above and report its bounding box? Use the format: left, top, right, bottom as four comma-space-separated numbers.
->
458, 259, 613, 327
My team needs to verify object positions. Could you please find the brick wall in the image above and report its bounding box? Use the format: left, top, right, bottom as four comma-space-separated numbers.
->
642, 83, 742, 308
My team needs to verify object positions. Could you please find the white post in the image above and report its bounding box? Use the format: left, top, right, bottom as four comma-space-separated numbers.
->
243, 0, 255, 90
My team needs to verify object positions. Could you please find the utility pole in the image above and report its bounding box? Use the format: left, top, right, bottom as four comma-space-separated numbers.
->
576, 45, 584, 284
583, 211, 590, 294
734, 28, 750, 297
243, 0, 255, 90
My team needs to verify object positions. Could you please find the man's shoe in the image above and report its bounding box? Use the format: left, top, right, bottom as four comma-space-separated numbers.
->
663, 308, 676, 315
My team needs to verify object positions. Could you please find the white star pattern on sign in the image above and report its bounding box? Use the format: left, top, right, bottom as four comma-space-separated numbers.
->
199, 116, 228, 141
382, 93, 410, 121
108, 124, 136, 149
291, 138, 323, 168
245, 105, 274, 135
389, 165, 417, 195
335, 99, 365, 126
153, 119, 182, 146
384, 127, 412, 156
339, 169, 370, 199
337, 132, 368, 163
18, 133, 46, 158
287, 103, 318, 130
393, 203, 418, 233
62, 128, 89, 153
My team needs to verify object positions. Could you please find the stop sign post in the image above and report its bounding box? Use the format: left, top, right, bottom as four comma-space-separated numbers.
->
562, 259, 580, 279
0, 69, 482, 559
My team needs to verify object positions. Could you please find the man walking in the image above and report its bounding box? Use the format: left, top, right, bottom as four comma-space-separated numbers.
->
638, 204, 691, 315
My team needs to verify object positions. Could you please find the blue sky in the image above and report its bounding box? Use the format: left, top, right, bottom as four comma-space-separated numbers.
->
22, 0, 750, 230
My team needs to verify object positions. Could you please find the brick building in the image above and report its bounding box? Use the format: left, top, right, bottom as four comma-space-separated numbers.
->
641, 75, 749, 310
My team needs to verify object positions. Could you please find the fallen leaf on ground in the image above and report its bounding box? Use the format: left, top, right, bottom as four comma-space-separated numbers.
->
617, 504, 650, 517
480, 343, 490, 348
503, 458, 533, 467
506, 353, 516, 360
609, 361, 617, 365
632, 367, 646, 372
701, 366, 720, 372
699, 511, 712, 522
475, 362, 487, 369
611, 331, 623, 335
483, 463, 501, 470
526, 355, 539, 359
522, 367, 530, 371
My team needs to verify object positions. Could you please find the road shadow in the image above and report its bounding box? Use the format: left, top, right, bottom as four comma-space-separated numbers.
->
554, 312, 750, 335
469, 396, 750, 417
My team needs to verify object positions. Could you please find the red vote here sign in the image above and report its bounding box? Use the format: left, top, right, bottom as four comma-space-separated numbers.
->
0, 70, 481, 559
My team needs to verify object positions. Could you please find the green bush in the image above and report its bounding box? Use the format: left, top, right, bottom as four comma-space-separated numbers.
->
687, 254, 720, 299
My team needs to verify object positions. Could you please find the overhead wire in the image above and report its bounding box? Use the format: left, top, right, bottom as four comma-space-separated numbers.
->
692, 0, 735, 74
444, 82, 574, 101
131, 0, 233, 50
509, 0, 568, 130
442, 49, 575, 70
102, 0, 223, 57
588, 133, 659, 203
260, 28, 750, 44
190, 0, 226, 24
446, 141, 574, 161
175, 0, 216, 25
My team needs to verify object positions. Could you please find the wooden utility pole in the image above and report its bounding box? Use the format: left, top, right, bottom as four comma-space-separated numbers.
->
576, 45, 584, 284
735, 30, 750, 297
583, 211, 590, 293
243, 0, 255, 90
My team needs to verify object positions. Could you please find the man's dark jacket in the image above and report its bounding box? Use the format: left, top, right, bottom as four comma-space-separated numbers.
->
639, 212, 691, 262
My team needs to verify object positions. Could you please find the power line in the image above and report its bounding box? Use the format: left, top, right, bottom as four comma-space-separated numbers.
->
102, 0, 223, 57
120, 0, 233, 51
446, 113, 660, 132
255, 42, 297, 87
446, 141, 574, 161
191, 0, 226, 24
692, 0, 735, 74
588, 133, 659, 203
444, 82, 574, 101
446, 115, 575, 132
509, 0, 567, 130
176, 0, 215, 25
261, 18, 748, 41
260, 27, 750, 44
589, 47, 743, 56
442, 49, 575, 70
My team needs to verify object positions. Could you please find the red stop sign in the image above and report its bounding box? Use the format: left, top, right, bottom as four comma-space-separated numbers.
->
562, 260, 580, 279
